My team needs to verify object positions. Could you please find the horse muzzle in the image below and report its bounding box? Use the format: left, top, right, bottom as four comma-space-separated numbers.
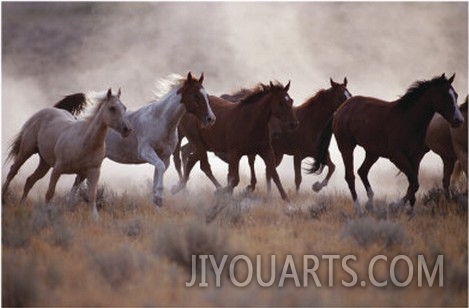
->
203, 115, 216, 127
450, 117, 464, 128
120, 125, 132, 138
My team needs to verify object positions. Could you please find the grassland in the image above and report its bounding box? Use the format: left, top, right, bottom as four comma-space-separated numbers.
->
2, 178, 467, 307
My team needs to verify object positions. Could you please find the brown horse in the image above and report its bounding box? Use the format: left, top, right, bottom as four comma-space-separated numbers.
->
3, 89, 131, 219
309, 74, 463, 215
171, 81, 298, 200
173, 78, 351, 194
266, 78, 351, 192
425, 96, 467, 198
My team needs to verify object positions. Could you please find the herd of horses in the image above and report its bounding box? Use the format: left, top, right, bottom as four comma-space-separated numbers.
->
2, 72, 467, 219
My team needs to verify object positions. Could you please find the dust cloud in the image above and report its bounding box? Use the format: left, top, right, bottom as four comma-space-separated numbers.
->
2, 2, 467, 199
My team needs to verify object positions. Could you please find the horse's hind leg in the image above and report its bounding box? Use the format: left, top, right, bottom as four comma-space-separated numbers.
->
171, 150, 199, 194
45, 168, 62, 203
86, 168, 100, 220
260, 148, 288, 201
338, 143, 360, 214
21, 157, 50, 204
67, 174, 86, 206
173, 135, 183, 181
199, 151, 222, 190
357, 152, 379, 212
2, 149, 36, 202
312, 154, 335, 192
293, 155, 302, 192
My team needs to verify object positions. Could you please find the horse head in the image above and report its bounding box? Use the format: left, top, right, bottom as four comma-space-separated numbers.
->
329, 77, 352, 108
268, 81, 299, 132
178, 72, 216, 127
102, 88, 132, 138
433, 73, 464, 128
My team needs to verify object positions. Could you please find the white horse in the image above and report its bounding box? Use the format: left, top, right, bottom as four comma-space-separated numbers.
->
69, 72, 216, 207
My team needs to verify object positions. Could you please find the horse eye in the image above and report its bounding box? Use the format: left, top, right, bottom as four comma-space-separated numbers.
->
109, 106, 116, 112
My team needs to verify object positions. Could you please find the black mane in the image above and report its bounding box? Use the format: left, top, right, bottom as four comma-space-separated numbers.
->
54, 93, 88, 115
397, 75, 446, 108
239, 82, 284, 105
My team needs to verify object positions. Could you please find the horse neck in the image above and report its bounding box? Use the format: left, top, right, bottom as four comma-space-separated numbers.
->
84, 104, 110, 150
397, 92, 437, 136
241, 95, 274, 128
300, 93, 337, 125
150, 87, 186, 129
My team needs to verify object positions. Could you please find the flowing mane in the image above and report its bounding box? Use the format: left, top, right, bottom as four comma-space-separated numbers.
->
239, 81, 283, 105
54, 93, 88, 115
397, 75, 446, 108
81, 91, 115, 120
301, 88, 331, 108
152, 74, 185, 102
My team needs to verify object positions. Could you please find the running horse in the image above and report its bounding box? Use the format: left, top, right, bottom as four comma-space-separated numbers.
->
171, 81, 299, 200
425, 95, 467, 198
2, 89, 132, 219
173, 78, 351, 193
68, 73, 215, 207
309, 74, 463, 215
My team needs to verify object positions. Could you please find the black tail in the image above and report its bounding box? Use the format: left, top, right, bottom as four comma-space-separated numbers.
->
54, 93, 88, 115
306, 117, 334, 174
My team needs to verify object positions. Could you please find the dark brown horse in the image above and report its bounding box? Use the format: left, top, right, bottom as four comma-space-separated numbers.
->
309, 74, 464, 215
425, 96, 467, 198
171, 81, 298, 200
173, 78, 351, 194
266, 78, 351, 192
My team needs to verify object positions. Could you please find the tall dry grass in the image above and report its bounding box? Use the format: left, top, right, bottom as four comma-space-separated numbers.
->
2, 181, 467, 306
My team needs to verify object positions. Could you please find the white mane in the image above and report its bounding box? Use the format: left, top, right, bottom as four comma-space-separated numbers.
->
152, 74, 185, 101
79, 90, 115, 118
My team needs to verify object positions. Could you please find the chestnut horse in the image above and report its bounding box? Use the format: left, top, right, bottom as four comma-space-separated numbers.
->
3, 89, 131, 219
425, 96, 467, 198
171, 81, 298, 200
68, 73, 215, 207
173, 78, 351, 194
309, 74, 463, 215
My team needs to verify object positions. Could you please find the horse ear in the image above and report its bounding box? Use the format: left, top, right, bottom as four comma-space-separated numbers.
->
441, 73, 446, 79
106, 88, 112, 100
199, 73, 204, 84
270, 81, 274, 88
330, 78, 335, 86
344, 77, 348, 86
187, 72, 193, 81
448, 73, 455, 84
284, 80, 291, 91
117, 87, 121, 98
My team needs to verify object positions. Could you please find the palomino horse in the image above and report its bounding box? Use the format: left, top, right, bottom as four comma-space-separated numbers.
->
69, 72, 215, 207
2, 89, 131, 219
426, 96, 467, 198
308, 74, 463, 215
171, 81, 299, 200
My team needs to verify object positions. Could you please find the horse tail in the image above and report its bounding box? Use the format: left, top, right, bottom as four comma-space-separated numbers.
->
5, 131, 23, 164
306, 117, 334, 174
54, 93, 88, 116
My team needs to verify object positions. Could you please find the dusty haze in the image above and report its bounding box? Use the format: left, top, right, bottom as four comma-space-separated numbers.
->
2, 2, 468, 200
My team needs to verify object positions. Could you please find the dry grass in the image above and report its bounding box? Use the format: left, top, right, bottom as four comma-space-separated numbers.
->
1, 183, 467, 306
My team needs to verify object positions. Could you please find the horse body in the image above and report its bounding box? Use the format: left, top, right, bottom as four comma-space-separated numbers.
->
70, 73, 215, 207
172, 82, 298, 200
310, 74, 463, 215
268, 78, 351, 191
3, 89, 131, 218
426, 97, 467, 197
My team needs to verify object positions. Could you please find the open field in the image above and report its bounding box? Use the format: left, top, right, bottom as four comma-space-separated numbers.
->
2, 179, 467, 306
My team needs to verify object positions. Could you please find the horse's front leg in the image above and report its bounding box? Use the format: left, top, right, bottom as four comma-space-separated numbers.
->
86, 168, 101, 220
68, 174, 85, 206
224, 154, 241, 194
260, 147, 288, 201
139, 145, 166, 207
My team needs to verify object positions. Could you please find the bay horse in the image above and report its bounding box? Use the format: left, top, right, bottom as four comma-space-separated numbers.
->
2, 89, 131, 219
68, 72, 215, 207
425, 96, 467, 198
308, 74, 464, 215
173, 78, 351, 194
171, 81, 298, 200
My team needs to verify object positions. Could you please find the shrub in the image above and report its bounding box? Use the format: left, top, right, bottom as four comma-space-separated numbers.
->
2, 252, 38, 306
341, 217, 405, 248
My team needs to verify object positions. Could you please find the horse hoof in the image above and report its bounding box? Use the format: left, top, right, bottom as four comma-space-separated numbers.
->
153, 196, 163, 208
312, 182, 323, 192
245, 185, 255, 192
365, 201, 374, 213
170, 183, 184, 195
